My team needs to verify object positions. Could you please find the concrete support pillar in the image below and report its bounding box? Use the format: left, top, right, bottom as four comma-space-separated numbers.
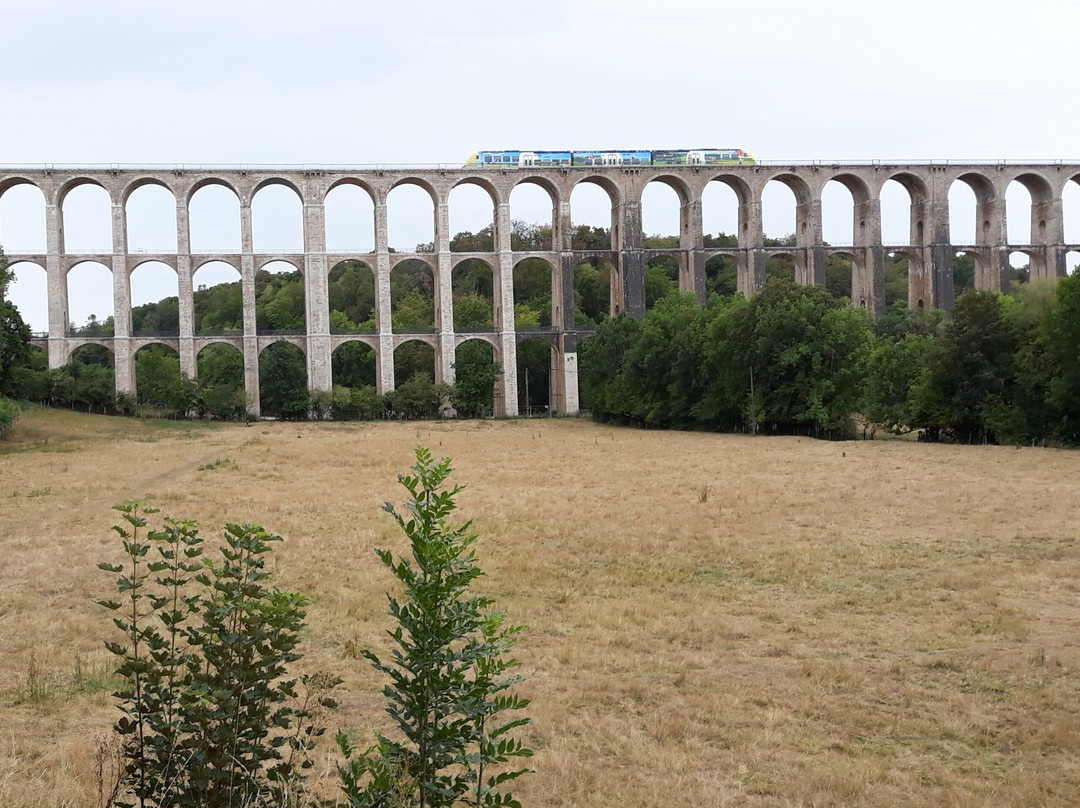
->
374, 200, 394, 394
303, 200, 331, 393
176, 197, 195, 379
683, 198, 706, 304
925, 196, 954, 310
616, 199, 645, 317
111, 202, 133, 396
557, 348, 579, 415
494, 201, 518, 416
555, 201, 575, 324
1034, 196, 1065, 280
740, 196, 765, 298
796, 197, 824, 286
975, 195, 1009, 293
45, 202, 67, 367
239, 204, 259, 416
434, 201, 454, 386
853, 197, 885, 313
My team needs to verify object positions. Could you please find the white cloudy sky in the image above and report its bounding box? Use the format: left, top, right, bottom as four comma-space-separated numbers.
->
3, 0, 1079, 330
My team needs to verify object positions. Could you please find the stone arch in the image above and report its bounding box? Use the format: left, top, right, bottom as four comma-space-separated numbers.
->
331, 339, 377, 389
880, 177, 919, 246
258, 340, 309, 419
390, 258, 435, 332
56, 176, 112, 209
514, 256, 554, 327
883, 249, 920, 309
256, 260, 305, 335
516, 337, 554, 415
189, 181, 242, 252
826, 249, 860, 303
826, 172, 873, 247
1008, 172, 1055, 246
702, 175, 749, 245
449, 181, 497, 251
196, 342, 246, 419
192, 260, 242, 335
60, 180, 112, 253
569, 178, 618, 250
451, 257, 494, 329
0, 176, 41, 197
186, 177, 241, 204
0, 180, 47, 252
66, 260, 114, 335
1007, 248, 1042, 284
328, 259, 377, 333
130, 260, 180, 336
67, 341, 115, 367
387, 179, 437, 252
1063, 175, 1080, 244
120, 176, 177, 205
393, 338, 437, 386
453, 337, 499, 418
1066, 249, 1080, 276
509, 178, 557, 250
125, 182, 178, 253
4, 260, 48, 333
641, 175, 688, 245
764, 250, 800, 283
761, 175, 809, 243
252, 181, 304, 252
133, 342, 184, 408
951, 249, 985, 297
821, 179, 857, 247
324, 180, 376, 253
949, 172, 997, 246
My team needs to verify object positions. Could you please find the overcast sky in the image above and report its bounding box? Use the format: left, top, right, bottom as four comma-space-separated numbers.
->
3, 0, 1080, 330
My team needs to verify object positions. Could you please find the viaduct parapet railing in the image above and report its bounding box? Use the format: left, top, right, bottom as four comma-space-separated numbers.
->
3, 162, 1079, 416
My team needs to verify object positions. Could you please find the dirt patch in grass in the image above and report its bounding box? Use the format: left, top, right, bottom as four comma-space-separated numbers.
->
1, 409, 1079, 806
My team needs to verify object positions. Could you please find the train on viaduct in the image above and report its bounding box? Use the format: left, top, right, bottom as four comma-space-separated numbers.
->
1, 161, 1078, 417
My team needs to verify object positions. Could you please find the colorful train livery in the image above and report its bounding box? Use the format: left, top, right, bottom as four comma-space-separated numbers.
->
465, 148, 755, 168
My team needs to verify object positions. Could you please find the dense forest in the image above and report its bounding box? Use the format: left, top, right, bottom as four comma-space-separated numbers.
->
2, 234, 1077, 445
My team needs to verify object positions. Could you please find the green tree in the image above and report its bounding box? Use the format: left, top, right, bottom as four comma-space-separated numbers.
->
862, 333, 934, 435
733, 278, 873, 437
337, 449, 532, 808
1046, 273, 1080, 444
100, 502, 335, 808
0, 250, 32, 397
909, 290, 1016, 443
259, 342, 308, 419
453, 342, 501, 418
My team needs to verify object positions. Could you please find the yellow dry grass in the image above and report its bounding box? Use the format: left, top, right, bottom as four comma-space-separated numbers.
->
1, 408, 1079, 807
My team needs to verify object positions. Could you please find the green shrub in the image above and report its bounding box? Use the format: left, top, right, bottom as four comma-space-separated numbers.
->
99, 502, 338, 808
338, 448, 533, 808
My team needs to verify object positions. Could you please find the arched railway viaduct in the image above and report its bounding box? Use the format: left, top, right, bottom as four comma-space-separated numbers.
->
2, 162, 1079, 416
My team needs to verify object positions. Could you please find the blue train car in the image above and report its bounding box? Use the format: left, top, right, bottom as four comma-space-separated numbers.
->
571, 150, 652, 167
465, 148, 755, 168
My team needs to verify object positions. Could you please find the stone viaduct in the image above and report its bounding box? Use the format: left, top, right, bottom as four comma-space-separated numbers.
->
2, 161, 1079, 416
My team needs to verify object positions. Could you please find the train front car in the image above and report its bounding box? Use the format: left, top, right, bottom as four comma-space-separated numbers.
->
651, 149, 755, 166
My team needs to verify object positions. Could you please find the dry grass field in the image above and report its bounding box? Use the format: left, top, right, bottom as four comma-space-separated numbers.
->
1, 408, 1079, 807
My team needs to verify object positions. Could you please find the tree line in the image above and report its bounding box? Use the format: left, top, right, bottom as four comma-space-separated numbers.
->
581, 275, 1080, 445
4, 235, 1077, 443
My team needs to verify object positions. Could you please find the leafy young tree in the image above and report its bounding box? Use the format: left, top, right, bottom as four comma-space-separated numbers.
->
100, 502, 336, 808
338, 448, 532, 808
0, 250, 32, 397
